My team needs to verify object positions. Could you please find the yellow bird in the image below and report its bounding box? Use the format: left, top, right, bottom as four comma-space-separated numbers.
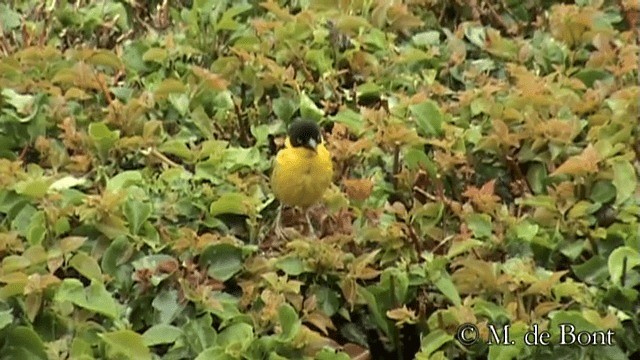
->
271, 119, 333, 237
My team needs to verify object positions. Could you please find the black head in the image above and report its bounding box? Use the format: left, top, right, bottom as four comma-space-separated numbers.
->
288, 119, 323, 151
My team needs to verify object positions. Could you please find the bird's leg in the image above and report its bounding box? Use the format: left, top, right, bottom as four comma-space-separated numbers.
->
304, 208, 317, 237
273, 204, 285, 239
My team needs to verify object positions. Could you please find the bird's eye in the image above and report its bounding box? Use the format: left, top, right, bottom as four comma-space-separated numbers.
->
297, 137, 304, 144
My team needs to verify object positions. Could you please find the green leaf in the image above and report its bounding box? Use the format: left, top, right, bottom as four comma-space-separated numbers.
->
59, 236, 87, 253
404, 147, 434, 173
101, 236, 133, 276
275, 256, 306, 276
487, 322, 528, 360
299, 92, 324, 122
305, 49, 333, 73
184, 314, 217, 354
473, 299, 510, 323
340, 323, 368, 348
409, 100, 443, 136
559, 240, 585, 261
209, 193, 251, 217
434, 274, 461, 306
154, 78, 187, 98
273, 97, 298, 122
1, 326, 48, 360
194, 348, 227, 360
11, 204, 36, 235
310, 286, 341, 317
2, 255, 30, 273
26, 211, 46, 245
88, 122, 120, 160
418, 329, 453, 358
464, 25, 486, 48
216, 4, 252, 31
573, 69, 613, 87
466, 213, 493, 238
152, 289, 183, 324
142, 47, 168, 64
516, 195, 556, 210
589, 180, 616, 203
278, 303, 301, 341
69, 252, 103, 282
567, 200, 599, 219
447, 239, 484, 258
191, 106, 215, 139
169, 93, 190, 116
1, 88, 35, 118
608, 246, 640, 285
356, 286, 390, 337
14, 178, 51, 199
217, 322, 254, 350
49, 176, 88, 191
548, 310, 599, 333
0, 4, 21, 31
526, 162, 548, 194
106, 171, 143, 192
199, 243, 244, 281
612, 160, 636, 205
412, 31, 441, 47
0, 309, 13, 331
356, 82, 381, 100
315, 348, 350, 360
132, 255, 175, 286
330, 109, 365, 135
158, 140, 193, 160
142, 324, 183, 346
101, 330, 152, 360
515, 221, 539, 241
69, 337, 94, 359
54, 279, 119, 319
87, 49, 123, 69
572, 255, 608, 285
123, 199, 152, 234
223, 147, 262, 171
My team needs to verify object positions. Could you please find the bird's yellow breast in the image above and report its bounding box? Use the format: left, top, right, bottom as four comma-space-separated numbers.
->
271, 138, 333, 208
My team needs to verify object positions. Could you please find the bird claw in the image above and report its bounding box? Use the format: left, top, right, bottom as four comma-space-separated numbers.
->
272, 205, 287, 239
273, 220, 287, 240
305, 209, 318, 238
271, 206, 318, 240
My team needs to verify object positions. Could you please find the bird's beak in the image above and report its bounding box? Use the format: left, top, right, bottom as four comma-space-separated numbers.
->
306, 138, 318, 152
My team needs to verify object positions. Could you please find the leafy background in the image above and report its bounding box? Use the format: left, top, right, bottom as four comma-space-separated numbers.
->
0, 0, 639, 359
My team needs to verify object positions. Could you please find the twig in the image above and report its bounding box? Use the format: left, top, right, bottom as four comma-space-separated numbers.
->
143, 147, 182, 168
505, 154, 531, 194
234, 84, 251, 147
406, 220, 423, 257
18, 145, 30, 161
413, 186, 437, 202
484, 1, 513, 34
616, 0, 638, 38
621, 256, 627, 287
389, 276, 404, 360
392, 142, 400, 190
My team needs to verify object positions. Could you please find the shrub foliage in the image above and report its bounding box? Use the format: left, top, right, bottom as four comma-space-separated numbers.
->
0, 0, 638, 359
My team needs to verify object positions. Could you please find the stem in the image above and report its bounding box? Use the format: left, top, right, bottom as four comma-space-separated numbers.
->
621, 256, 627, 287
392, 142, 400, 190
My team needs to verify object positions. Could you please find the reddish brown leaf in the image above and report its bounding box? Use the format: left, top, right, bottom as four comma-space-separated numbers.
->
551, 144, 600, 176
342, 178, 373, 201
191, 66, 229, 91
462, 179, 501, 212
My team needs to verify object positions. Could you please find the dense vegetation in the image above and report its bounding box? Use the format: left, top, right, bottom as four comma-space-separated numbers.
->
0, 0, 638, 359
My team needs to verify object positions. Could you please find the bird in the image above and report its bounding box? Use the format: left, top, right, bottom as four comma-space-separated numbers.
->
270, 119, 333, 238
